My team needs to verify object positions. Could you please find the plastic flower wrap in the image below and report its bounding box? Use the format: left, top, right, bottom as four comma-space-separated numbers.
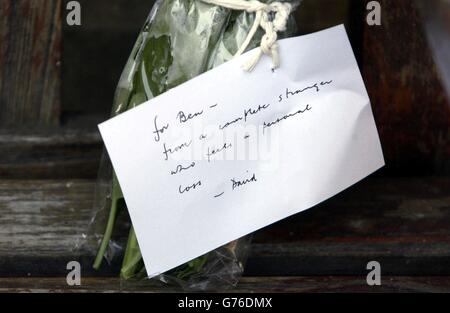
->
87, 0, 299, 290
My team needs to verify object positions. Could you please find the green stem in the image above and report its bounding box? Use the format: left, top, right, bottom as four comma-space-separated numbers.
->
120, 227, 143, 279
93, 177, 122, 270
93, 200, 117, 269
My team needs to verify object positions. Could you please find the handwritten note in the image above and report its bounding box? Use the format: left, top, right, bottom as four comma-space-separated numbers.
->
99, 25, 385, 277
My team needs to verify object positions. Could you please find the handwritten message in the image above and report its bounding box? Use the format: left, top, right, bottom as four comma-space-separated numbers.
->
151, 79, 334, 199
99, 25, 385, 277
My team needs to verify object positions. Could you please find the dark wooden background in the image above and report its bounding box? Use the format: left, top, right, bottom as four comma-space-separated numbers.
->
0, 0, 449, 292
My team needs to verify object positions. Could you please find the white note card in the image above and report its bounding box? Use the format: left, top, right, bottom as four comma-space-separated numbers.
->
99, 25, 385, 277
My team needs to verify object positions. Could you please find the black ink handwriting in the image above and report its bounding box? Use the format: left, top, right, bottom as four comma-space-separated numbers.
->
283, 80, 333, 101
263, 104, 312, 134
244, 103, 270, 122
219, 116, 243, 130
162, 140, 192, 161
179, 180, 202, 194
214, 192, 225, 198
177, 110, 203, 124
153, 115, 169, 142
231, 173, 257, 190
171, 162, 196, 175
206, 142, 232, 162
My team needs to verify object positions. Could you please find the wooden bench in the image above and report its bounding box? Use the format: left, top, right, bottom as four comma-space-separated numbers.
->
0, 0, 449, 292
0, 169, 449, 291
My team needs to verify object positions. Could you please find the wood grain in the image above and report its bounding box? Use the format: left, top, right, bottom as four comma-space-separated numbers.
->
0, 178, 448, 277
0, 129, 102, 179
0, 0, 62, 126
363, 0, 450, 176
1, 276, 450, 293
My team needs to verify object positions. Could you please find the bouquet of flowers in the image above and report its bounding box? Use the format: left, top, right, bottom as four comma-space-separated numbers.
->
89, 0, 299, 290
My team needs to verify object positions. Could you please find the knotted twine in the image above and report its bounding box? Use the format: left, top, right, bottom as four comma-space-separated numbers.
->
201, 0, 292, 71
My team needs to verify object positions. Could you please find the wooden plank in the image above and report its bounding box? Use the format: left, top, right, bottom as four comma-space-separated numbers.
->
1, 276, 450, 293
248, 176, 450, 275
246, 242, 450, 276
362, 0, 450, 176
0, 0, 62, 126
0, 178, 448, 276
295, 0, 351, 35
415, 0, 450, 99
0, 129, 102, 179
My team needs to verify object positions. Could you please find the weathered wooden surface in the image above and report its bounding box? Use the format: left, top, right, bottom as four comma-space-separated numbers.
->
248, 176, 450, 276
0, 178, 448, 277
0, 0, 61, 126
0, 130, 102, 179
0, 0, 449, 294
363, 0, 450, 176
1, 276, 450, 293
415, 0, 450, 99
